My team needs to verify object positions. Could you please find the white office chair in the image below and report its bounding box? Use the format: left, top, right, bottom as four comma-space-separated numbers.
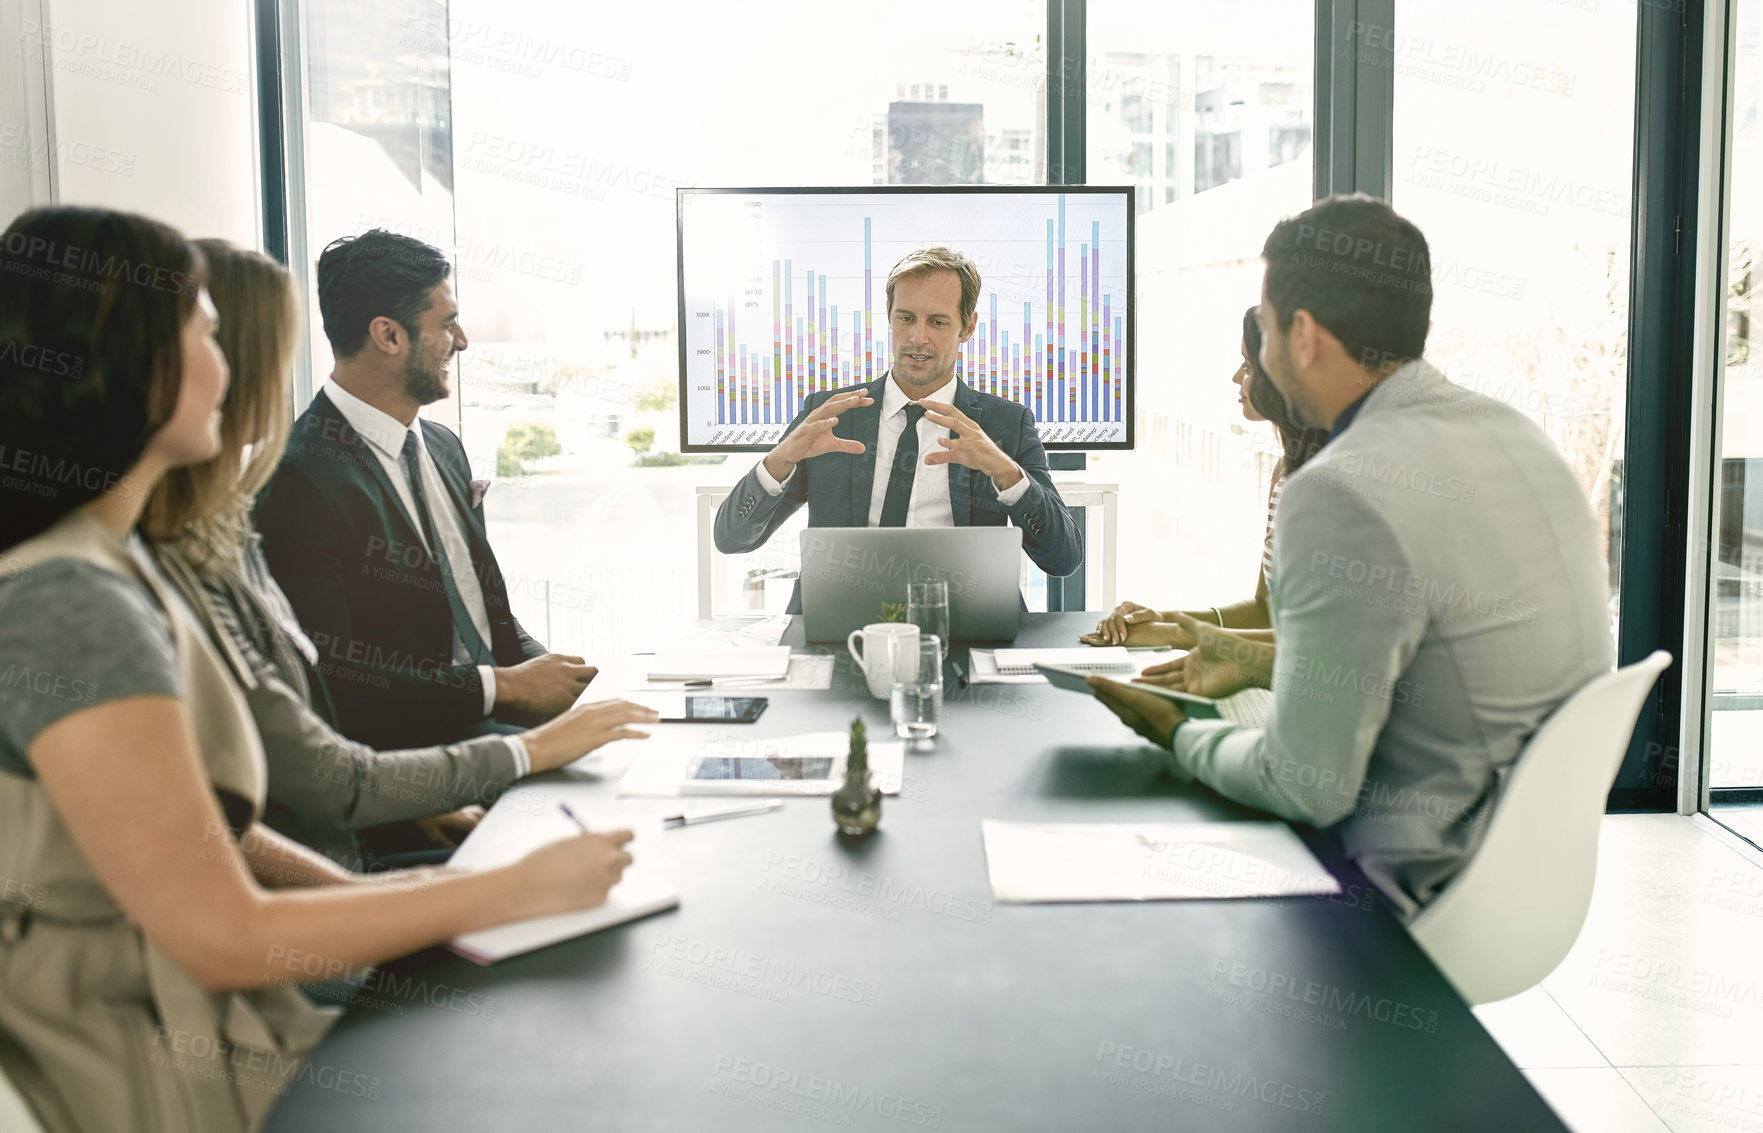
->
1407, 650, 1673, 1006
0, 1064, 45, 1133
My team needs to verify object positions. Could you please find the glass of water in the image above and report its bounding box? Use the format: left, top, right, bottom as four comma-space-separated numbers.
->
890, 634, 942, 741
907, 580, 950, 662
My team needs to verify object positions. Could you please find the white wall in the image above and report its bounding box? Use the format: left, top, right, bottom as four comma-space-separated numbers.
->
0, 1, 52, 219
11, 0, 260, 243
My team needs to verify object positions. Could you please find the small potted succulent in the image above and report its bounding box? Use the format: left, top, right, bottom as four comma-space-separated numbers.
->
879, 601, 908, 623
831, 716, 881, 835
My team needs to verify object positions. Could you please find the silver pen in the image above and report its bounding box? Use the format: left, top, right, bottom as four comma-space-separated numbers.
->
676, 676, 781, 689
662, 801, 784, 827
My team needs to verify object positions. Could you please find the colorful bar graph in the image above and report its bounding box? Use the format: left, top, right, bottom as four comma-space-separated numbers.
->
705, 194, 1122, 432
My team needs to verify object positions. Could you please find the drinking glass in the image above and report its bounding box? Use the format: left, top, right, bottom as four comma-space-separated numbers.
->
907, 580, 950, 662
890, 634, 943, 741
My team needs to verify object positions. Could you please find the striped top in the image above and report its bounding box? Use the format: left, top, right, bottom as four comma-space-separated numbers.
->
1261, 462, 1287, 585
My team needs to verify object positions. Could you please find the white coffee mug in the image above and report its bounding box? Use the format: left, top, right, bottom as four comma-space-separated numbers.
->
846, 623, 920, 700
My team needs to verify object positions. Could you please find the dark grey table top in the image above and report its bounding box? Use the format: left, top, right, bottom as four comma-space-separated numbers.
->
266, 614, 1563, 1132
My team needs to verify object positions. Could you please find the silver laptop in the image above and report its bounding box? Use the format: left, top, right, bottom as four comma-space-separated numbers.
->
798, 527, 1024, 644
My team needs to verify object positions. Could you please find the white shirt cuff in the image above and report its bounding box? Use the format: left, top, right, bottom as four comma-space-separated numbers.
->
479, 664, 497, 716
992, 467, 1031, 506
504, 735, 531, 777
754, 459, 794, 496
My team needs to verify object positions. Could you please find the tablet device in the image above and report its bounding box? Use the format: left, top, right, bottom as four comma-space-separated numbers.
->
684, 755, 836, 782
660, 696, 768, 723
1034, 663, 1224, 719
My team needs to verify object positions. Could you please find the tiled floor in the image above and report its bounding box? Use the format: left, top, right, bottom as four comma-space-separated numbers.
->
1474, 813, 1763, 1133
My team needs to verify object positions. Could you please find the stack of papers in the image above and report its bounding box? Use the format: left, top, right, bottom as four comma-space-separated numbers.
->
446, 802, 679, 964
732, 615, 793, 646
980, 820, 1340, 903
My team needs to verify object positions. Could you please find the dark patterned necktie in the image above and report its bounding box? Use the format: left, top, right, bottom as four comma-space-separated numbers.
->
401, 431, 494, 664
878, 403, 927, 527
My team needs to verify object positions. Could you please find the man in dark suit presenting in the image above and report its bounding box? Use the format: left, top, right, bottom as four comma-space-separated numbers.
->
714, 246, 1082, 611
256, 230, 593, 752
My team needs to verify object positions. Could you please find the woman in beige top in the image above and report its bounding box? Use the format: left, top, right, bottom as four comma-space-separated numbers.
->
0, 207, 643, 1133
1083, 306, 1328, 694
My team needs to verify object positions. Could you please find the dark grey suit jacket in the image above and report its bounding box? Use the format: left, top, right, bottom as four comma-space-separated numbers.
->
712, 374, 1083, 612
255, 391, 548, 750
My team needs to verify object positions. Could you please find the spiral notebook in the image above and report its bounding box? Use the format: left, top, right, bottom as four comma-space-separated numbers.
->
983, 646, 1135, 678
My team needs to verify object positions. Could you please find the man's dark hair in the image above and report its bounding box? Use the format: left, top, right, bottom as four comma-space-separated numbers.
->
0, 206, 204, 550
1261, 194, 1431, 369
1243, 306, 1329, 475
316, 229, 451, 358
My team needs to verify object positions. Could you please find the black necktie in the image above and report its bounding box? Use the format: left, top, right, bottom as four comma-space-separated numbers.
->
401, 431, 495, 664
878, 403, 927, 527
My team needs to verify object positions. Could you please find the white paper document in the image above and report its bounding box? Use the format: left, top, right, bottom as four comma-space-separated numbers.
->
634, 653, 835, 692
617, 731, 905, 798
446, 802, 679, 964
980, 820, 1341, 903
638, 646, 791, 682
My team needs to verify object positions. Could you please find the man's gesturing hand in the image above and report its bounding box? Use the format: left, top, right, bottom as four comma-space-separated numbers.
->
918, 399, 1023, 491
762, 389, 874, 484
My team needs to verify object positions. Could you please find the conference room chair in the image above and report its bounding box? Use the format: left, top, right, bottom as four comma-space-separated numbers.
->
1407, 649, 1674, 1006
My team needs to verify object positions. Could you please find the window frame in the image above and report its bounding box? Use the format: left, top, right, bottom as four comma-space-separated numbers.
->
253, 0, 1691, 811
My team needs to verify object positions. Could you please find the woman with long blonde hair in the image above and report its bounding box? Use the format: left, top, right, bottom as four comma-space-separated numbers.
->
142, 238, 656, 869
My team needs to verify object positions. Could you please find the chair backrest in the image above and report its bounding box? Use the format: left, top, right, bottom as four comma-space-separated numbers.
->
1407, 650, 1672, 1006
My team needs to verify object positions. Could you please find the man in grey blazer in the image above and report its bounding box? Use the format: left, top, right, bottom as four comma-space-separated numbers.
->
1092, 195, 1615, 918
713, 246, 1082, 612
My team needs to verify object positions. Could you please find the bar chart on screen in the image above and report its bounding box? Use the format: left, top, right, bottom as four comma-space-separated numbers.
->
677, 188, 1134, 451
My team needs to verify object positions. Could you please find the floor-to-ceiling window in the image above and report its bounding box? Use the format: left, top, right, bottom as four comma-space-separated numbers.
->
1709, 0, 1763, 839
297, 0, 457, 407
1085, 0, 1314, 612
440, 0, 1048, 650
1391, 0, 1636, 648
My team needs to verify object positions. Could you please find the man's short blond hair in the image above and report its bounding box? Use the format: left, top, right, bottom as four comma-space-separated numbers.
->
886, 246, 981, 328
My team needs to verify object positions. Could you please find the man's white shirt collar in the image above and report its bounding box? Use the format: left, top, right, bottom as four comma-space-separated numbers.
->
324, 377, 423, 461
882, 372, 958, 420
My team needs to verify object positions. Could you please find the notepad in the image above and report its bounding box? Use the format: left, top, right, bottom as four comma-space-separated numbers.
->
445, 801, 678, 964
980, 820, 1341, 903
969, 646, 1143, 683
990, 646, 1134, 676
639, 646, 791, 682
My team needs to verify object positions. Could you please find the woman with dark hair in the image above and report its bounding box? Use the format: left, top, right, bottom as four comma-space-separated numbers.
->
0, 208, 639, 1133
1082, 306, 1328, 694
141, 238, 658, 870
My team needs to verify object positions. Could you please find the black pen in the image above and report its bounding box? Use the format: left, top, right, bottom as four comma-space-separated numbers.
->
950, 658, 968, 688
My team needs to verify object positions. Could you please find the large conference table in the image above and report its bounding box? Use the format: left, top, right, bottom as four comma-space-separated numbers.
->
266, 614, 1566, 1132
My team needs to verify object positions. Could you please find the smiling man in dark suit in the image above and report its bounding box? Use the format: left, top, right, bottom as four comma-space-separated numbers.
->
713, 246, 1082, 611
256, 229, 594, 753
